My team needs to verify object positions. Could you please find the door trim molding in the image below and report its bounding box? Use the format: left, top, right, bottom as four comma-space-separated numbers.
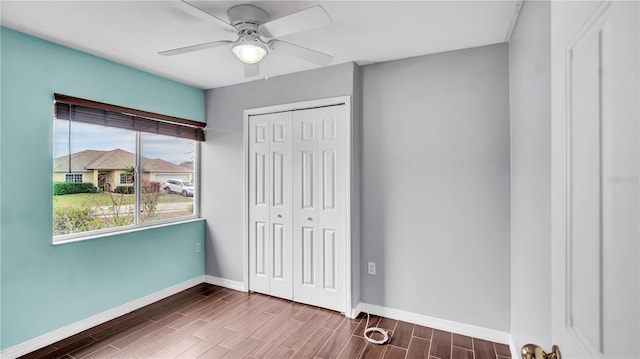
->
242, 96, 353, 316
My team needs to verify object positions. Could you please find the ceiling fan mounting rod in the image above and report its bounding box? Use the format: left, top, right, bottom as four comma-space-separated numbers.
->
233, 21, 260, 33
238, 28, 259, 38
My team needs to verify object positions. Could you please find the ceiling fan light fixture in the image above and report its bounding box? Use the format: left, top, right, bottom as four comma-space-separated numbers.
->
232, 40, 267, 64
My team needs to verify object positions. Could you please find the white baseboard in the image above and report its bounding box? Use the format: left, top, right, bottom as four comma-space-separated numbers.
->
354, 302, 511, 345
0, 276, 205, 359
2, 279, 512, 358
203, 275, 245, 292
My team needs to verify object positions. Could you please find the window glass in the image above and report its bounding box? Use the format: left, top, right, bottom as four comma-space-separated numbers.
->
54, 119, 135, 236
140, 132, 195, 223
53, 118, 198, 240
64, 173, 83, 182
119, 173, 134, 185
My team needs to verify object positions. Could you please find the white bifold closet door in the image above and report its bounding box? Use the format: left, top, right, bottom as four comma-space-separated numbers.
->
248, 104, 347, 312
249, 112, 293, 301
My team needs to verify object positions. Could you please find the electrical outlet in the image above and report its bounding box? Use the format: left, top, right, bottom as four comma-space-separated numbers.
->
195, 242, 201, 253
367, 262, 376, 275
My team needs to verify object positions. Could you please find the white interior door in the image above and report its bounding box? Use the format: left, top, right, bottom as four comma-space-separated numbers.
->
551, 1, 639, 357
248, 100, 349, 313
292, 104, 347, 312
249, 112, 293, 300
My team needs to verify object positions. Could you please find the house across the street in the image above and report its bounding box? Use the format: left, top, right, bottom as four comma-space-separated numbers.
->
53, 148, 193, 190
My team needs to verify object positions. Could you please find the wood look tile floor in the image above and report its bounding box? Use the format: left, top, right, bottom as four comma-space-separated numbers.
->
20, 284, 512, 359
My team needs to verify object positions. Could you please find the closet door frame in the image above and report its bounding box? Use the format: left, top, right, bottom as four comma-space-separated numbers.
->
242, 96, 353, 317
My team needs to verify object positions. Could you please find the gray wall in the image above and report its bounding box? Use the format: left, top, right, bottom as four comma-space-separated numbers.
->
360, 44, 511, 331
202, 63, 356, 282
509, 0, 552, 349
203, 44, 512, 332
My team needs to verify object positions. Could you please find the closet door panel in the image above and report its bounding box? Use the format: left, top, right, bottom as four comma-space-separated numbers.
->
249, 116, 271, 294
293, 105, 347, 312
293, 114, 320, 304
322, 229, 337, 291
301, 226, 316, 286
249, 112, 293, 300
268, 113, 293, 300
316, 105, 348, 311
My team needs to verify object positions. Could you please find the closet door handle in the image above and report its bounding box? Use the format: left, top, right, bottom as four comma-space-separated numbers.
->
306, 216, 313, 221
277, 214, 282, 218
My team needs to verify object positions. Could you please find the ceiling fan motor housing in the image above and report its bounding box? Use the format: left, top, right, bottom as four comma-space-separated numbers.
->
227, 4, 270, 33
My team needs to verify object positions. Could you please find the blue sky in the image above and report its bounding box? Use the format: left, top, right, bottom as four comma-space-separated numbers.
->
54, 120, 194, 165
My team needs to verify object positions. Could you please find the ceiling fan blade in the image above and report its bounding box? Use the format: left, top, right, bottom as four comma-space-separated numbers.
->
244, 63, 260, 77
270, 40, 333, 66
173, 0, 235, 32
260, 5, 331, 38
159, 40, 232, 56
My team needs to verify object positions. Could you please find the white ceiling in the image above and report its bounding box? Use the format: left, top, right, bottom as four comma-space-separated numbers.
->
1, 1, 522, 90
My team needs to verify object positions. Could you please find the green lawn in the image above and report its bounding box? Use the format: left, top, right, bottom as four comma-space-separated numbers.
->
53, 192, 191, 209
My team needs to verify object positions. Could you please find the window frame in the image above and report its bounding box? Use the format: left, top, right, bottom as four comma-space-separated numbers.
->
53, 136, 201, 244
52, 95, 203, 245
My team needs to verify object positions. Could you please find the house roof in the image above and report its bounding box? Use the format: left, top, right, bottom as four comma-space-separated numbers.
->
179, 161, 194, 170
54, 149, 193, 173
87, 148, 134, 171
141, 158, 193, 173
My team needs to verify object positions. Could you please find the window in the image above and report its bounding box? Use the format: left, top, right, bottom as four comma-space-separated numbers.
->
119, 173, 134, 185
52, 94, 205, 241
140, 132, 196, 223
64, 173, 83, 182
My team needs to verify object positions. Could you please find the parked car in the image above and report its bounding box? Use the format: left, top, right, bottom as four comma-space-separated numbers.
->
161, 179, 194, 197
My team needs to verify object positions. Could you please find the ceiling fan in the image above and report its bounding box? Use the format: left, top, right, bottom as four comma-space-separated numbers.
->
160, 1, 334, 77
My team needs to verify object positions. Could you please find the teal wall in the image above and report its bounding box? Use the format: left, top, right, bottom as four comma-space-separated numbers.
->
0, 27, 206, 350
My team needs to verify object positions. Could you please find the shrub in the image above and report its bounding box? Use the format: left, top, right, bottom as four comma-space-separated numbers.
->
142, 180, 161, 194
114, 186, 135, 194
141, 192, 158, 216
140, 180, 160, 217
116, 186, 130, 194
54, 182, 98, 195
53, 206, 101, 235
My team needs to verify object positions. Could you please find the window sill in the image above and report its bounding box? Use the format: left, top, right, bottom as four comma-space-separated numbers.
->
52, 217, 205, 246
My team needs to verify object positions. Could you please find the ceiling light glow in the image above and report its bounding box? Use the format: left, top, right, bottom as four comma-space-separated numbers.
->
232, 41, 267, 64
